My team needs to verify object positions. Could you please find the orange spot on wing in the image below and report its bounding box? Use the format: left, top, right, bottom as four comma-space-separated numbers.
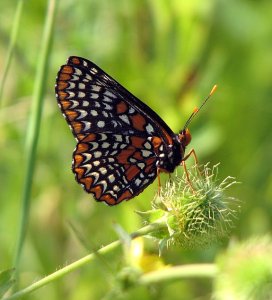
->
73, 154, 84, 167
71, 121, 83, 134
74, 167, 85, 179
80, 177, 94, 190
71, 57, 81, 65
133, 151, 144, 160
144, 158, 156, 173
151, 136, 162, 149
58, 91, 68, 100
130, 136, 145, 148
62, 65, 73, 74
100, 194, 116, 205
82, 133, 96, 142
144, 165, 153, 173
118, 190, 133, 202
65, 110, 78, 121
90, 185, 102, 199
60, 100, 71, 109
130, 113, 146, 131
59, 73, 71, 81
57, 80, 69, 90
117, 147, 135, 164
76, 143, 89, 153
125, 165, 140, 181
116, 101, 128, 114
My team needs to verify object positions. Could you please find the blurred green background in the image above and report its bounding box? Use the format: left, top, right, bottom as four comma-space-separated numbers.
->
0, 0, 272, 299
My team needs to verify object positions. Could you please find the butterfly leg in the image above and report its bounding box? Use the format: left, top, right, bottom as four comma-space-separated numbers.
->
181, 148, 200, 192
157, 167, 162, 195
182, 148, 198, 164
183, 148, 203, 177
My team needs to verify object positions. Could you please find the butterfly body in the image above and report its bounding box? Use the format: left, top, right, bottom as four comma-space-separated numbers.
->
55, 56, 190, 205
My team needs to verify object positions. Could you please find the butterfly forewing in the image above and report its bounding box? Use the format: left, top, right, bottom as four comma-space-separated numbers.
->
55, 56, 178, 205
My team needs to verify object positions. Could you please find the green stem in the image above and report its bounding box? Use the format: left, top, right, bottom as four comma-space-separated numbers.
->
0, 0, 25, 106
6, 223, 166, 299
139, 264, 218, 285
13, 0, 57, 276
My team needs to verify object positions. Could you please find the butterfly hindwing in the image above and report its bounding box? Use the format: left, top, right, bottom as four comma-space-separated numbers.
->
73, 132, 159, 205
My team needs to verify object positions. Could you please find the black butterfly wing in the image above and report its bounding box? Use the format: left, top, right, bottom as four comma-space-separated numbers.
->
55, 56, 177, 205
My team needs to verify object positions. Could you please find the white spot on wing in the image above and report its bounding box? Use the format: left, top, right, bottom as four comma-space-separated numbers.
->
146, 123, 154, 134
79, 83, 85, 89
67, 82, 76, 89
82, 121, 91, 131
91, 110, 98, 116
93, 161, 100, 167
104, 90, 117, 98
75, 68, 82, 76
94, 151, 102, 158
137, 163, 145, 169
78, 92, 85, 98
119, 115, 130, 125
114, 135, 123, 142
135, 178, 141, 186
76, 109, 88, 119
69, 100, 79, 109
99, 167, 107, 175
92, 85, 101, 92
91, 93, 99, 99
108, 174, 115, 183
85, 74, 93, 81
102, 142, 110, 148
97, 121, 105, 128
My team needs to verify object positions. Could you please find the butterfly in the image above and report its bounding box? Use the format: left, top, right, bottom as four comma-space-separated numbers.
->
55, 56, 216, 205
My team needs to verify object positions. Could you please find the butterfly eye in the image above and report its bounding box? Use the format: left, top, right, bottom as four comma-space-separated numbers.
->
180, 128, 192, 147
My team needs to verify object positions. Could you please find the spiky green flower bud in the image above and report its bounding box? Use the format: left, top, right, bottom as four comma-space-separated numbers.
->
137, 164, 239, 251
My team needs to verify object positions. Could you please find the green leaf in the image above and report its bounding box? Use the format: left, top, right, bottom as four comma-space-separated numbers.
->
0, 268, 16, 298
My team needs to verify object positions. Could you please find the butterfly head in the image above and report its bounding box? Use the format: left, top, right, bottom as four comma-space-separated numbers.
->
179, 128, 192, 147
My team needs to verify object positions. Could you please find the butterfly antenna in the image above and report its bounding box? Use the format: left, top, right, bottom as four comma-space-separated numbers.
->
182, 85, 217, 131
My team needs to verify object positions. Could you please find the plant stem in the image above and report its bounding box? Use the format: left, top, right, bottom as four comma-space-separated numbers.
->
0, 0, 25, 106
139, 264, 218, 285
6, 222, 166, 299
13, 0, 57, 277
